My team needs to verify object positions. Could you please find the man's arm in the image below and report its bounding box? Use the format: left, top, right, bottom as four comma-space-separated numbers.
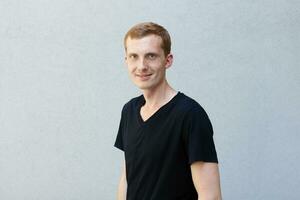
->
117, 160, 127, 200
191, 161, 222, 200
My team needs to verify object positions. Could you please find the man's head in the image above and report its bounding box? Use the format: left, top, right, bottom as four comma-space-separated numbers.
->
123, 22, 173, 91
124, 22, 171, 57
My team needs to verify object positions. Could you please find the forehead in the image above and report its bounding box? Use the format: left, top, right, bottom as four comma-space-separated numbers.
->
125, 35, 163, 54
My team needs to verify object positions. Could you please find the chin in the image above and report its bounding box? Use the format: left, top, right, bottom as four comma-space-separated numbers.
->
135, 82, 155, 90
136, 85, 152, 90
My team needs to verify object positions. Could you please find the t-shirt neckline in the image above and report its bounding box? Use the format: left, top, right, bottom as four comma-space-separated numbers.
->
137, 91, 181, 125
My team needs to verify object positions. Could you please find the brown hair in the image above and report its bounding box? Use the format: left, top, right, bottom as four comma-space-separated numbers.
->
124, 22, 171, 56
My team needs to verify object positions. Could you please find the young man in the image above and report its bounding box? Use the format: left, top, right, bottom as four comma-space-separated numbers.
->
114, 22, 222, 200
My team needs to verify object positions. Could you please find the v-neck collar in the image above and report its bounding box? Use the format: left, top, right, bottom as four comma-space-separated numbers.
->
137, 91, 181, 125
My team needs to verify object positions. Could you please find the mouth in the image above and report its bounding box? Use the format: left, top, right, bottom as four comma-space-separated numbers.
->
136, 74, 152, 78
135, 73, 152, 81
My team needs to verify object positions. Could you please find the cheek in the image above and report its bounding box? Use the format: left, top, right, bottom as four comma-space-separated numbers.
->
126, 64, 136, 73
128, 69, 138, 79
128, 70, 135, 78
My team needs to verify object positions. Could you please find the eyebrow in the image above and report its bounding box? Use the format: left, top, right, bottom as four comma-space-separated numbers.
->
127, 53, 138, 57
145, 52, 159, 56
127, 52, 160, 57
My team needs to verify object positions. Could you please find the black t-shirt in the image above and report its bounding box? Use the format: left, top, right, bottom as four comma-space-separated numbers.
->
114, 91, 218, 200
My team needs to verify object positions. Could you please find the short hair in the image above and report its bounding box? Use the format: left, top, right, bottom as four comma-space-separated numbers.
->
124, 22, 171, 56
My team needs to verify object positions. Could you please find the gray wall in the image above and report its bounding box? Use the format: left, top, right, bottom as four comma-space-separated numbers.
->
1, 0, 299, 199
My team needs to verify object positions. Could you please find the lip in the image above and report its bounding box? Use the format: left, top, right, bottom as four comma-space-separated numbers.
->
136, 73, 152, 81
136, 74, 152, 77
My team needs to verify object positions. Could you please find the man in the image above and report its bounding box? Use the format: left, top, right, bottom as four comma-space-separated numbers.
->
114, 22, 222, 200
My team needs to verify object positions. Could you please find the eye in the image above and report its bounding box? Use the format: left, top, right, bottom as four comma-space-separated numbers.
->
128, 54, 138, 60
147, 54, 156, 60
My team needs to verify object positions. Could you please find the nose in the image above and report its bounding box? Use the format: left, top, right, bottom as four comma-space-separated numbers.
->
136, 58, 148, 71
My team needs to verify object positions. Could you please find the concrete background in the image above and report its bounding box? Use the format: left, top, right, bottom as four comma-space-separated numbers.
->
0, 0, 299, 199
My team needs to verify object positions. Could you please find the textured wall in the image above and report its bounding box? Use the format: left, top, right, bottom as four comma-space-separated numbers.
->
0, 0, 299, 199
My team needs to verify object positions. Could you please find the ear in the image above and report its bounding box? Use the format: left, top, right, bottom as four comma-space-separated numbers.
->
124, 55, 128, 66
165, 53, 173, 69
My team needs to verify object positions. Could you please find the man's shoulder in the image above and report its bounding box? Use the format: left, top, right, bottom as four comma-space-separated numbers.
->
176, 92, 210, 118
121, 94, 143, 113
177, 92, 204, 111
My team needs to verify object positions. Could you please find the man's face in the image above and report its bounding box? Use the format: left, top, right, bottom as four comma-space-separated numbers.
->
125, 34, 173, 90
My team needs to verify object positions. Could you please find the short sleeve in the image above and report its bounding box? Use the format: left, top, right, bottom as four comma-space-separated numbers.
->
183, 105, 218, 164
114, 106, 126, 151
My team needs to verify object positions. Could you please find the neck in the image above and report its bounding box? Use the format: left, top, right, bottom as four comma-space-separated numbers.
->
141, 79, 177, 109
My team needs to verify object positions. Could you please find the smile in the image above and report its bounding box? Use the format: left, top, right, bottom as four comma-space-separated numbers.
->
136, 74, 152, 81
136, 74, 152, 77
